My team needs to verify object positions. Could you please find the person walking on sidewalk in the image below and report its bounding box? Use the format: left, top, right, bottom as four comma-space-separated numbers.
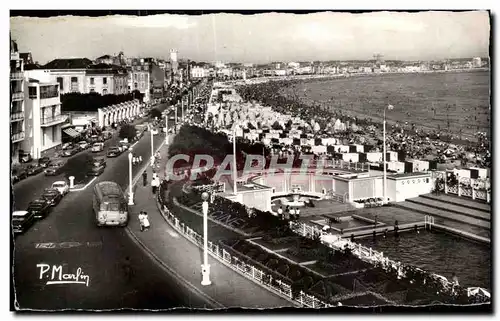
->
142, 171, 148, 187
138, 211, 150, 231
151, 176, 160, 195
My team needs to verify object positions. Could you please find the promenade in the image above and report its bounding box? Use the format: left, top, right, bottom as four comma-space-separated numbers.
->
126, 142, 294, 309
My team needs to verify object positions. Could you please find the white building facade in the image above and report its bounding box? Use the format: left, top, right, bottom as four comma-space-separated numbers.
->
23, 73, 65, 159
10, 40, 25, 164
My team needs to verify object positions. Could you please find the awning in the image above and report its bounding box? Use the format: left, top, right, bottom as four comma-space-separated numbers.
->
63, 128, 81, 138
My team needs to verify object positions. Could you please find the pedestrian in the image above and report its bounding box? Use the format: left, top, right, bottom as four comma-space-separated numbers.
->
139, 211, 150, 231
142, 171, 147, 187
277, 206, 283, 220
151, 176, 159, 195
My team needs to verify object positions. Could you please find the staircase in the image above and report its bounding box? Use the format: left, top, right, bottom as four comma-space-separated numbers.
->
393, 196, 490, 230
419, 193, 490, 213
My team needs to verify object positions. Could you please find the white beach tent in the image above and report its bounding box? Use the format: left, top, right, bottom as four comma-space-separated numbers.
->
467, 287, 491, 298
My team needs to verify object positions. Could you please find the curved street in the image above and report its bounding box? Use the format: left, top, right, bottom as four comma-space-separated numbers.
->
13, 113, 213, 310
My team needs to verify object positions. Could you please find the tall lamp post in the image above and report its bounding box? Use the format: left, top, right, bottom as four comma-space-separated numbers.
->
128, 149, 134, 205
150, 125, 154, 166
200, 192, 211, 286
232, 127, 237, 195
383, 104, 394, 204
164, 112, 169, 145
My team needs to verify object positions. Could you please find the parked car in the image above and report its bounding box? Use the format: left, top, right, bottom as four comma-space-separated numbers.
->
62, 142, 74, 150
87, 164, 105, 176
41, 189, 63, 206
26, 199, 52, 219
118, 143, 130, 152
78, 141, 90, 150
12, 210, 35, 234
44, 161, 65, 176
62, 148, 79, 157
106, 147, 122, 158
91, 156, 106, 168
38, 156, 52, 168
91, 142, 104, 153
51, 181, 69, 195
26, 164, 44, 176
12, 169, 28, 183
20, 152, 33, 163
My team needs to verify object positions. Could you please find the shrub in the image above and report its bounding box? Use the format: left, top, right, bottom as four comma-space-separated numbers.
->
119, 124, 137, 141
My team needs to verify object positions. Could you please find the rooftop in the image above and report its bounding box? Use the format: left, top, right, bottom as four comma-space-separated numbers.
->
44, 58, 93, 70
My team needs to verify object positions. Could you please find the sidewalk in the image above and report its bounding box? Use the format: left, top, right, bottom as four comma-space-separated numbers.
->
126, 143, 293, 309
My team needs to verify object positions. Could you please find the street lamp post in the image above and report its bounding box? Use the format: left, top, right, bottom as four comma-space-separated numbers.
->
383, 105, 393, 204
164, 112, 169, 145
200, 192, 211, 286
232, 127, 237, 195
175, 103, 178, 133
150, 125, 154, 166
128, 149, 134, 205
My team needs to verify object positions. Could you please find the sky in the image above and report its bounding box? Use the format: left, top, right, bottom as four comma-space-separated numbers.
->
10, 11, 490, 65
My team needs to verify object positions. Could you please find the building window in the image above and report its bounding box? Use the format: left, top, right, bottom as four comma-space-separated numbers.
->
42, 128, 45, 146
70, 77, 78, 92
134, 82, 138, 89
90, 89, 95, 93
56, 77, 64, 91
40, 85, 59, 99
52, 126, 57, 142
28, 87, 37, 99
134, 74, 138, 81
103, 77, 107, 85
90, 77, 95, 85
103, 89, 108, 95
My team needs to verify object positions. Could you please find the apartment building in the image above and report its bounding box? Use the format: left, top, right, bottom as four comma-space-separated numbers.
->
10, 38, 25, 164
86, 63, 129, 95
127, 58, 151, 102
44, 58, 93, 94
24, 71, 65, 158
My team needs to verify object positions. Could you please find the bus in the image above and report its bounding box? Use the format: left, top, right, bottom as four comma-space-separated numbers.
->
93, 181, 129, 227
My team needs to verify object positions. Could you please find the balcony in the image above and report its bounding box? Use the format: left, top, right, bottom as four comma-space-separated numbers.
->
10, 111, 24, 122
10, 72, 23, 80
11, 131, 25, 143
40, 115, 68, 127
11, 92, 24, 101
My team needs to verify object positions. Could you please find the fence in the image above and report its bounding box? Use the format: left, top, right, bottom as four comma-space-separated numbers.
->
430, 171, 490, 203
158, 192, 334, 308
289, 219, 470, 295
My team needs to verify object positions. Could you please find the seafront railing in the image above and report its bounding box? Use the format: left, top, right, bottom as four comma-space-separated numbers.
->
156, 189, 334, 308
288, 219, 487, 299
430, 171, 490, 203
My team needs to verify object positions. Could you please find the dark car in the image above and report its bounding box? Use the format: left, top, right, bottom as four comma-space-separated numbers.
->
41, 189, 63, 206
62, 148, 79, 157
20, 152, 33, 163
45, 161, 65, 176
91, 156, 107, 168
12, 211, 35, 234
26, 164, 44, 176
106, 147, 121, 158
87, 164, 105, 176
26, 199, 51, 219
38, 156, 52, 168
12, 168, 29, 183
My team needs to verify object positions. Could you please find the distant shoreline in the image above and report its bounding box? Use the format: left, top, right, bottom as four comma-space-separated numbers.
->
232, 68, 490, 85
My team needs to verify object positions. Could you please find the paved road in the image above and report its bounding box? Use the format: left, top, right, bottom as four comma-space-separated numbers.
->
13, 117, 212, 310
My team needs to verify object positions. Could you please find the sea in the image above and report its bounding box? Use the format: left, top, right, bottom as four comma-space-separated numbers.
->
279, 71, 491, 140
